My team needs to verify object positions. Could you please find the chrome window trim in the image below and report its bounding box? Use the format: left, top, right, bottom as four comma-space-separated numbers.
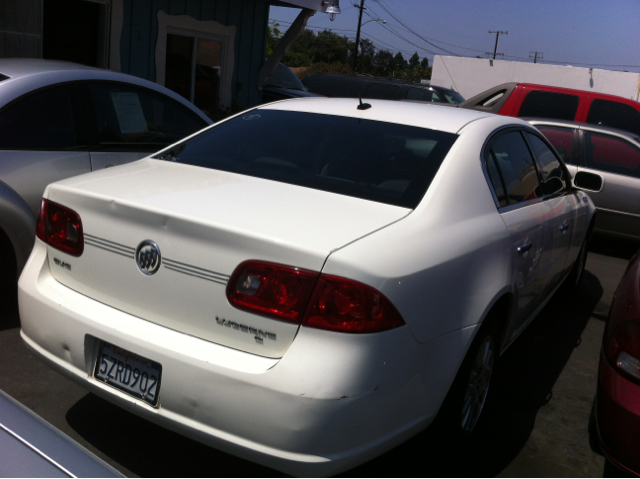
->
481, 125, 575, 213
480, 125, 538, 212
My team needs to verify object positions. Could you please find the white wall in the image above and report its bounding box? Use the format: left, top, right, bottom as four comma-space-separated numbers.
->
432, 55, 640, 101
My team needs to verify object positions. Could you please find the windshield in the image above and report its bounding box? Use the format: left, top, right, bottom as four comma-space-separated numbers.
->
154, 109, 457, 209
265, 63, 307, 91
441, 89, 465, 105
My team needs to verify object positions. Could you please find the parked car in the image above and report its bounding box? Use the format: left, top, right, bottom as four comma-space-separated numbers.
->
459, 82, 640, 136
591, 248, 640, 475
0, 58, 212, 278
0, 388, 122, 477
261, 63, 322, 104
527, 119, 640, 240
19, 98, 597, 476
302, 72, 464, 104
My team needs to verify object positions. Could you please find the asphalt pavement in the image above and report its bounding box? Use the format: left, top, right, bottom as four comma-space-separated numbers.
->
0, 234, 638, 477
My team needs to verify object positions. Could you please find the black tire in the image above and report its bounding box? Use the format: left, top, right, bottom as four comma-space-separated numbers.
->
435, 318, 501, 438
589, 399, 603, 455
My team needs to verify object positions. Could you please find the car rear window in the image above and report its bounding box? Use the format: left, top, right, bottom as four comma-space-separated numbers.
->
518, 91, 579, 121
154, 109, 458, 208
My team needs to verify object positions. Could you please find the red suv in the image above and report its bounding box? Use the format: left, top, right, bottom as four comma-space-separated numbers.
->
459, 83, 640, 136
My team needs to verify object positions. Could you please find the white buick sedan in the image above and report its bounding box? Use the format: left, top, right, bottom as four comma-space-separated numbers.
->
19, 98, 596, 476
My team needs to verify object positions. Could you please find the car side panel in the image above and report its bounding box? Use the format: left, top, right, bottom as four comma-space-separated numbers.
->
0, 180, 37, 276
0, 151, 91, 216
499, 84, 524, 116
579, 167, 640, 238
500, 203, 551, 338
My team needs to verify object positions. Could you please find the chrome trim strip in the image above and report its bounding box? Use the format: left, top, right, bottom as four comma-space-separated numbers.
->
163, 258, 229, 285
85, 234, 135, 258
84, 234, 230, 285
0, 422, 77, 478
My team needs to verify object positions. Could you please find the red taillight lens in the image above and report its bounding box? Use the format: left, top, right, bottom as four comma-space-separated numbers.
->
604, 320, 640, 384
303, 275, 405, 333
227, 261, 406, 333
36, 199, 84, 256
226, 261, 319, 323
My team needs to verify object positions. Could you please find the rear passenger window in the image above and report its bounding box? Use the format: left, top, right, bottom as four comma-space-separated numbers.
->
406, 88, 443, 103
518, 91, 579, 121
536, 126, 574, 164
486, 152, 508, 207
587, 100, 640, 136
86, 82, 207, 152
525, 132, 567, 193
584, 131, 640, 179
0, 85, 84, 150
363, 83, 401, 100
487, 130, 541, 206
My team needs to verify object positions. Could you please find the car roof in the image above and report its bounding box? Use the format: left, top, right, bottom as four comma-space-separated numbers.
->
525, 117, 640, 142
303, 72, 458, 92
0, 59, 211, 124
0, 59, 100, 79
259, 97, 523, 134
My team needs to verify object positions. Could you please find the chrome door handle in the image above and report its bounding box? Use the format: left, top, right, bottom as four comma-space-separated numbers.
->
517, 243, 532, 253
560, 223, 569, 231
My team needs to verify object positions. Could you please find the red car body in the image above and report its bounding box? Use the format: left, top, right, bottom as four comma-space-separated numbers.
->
459, 83, 640, 136
594, 249, 640, 475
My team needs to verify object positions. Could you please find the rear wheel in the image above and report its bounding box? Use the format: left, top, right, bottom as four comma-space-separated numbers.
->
435, 318, 501, 438
461, 332, 496, 433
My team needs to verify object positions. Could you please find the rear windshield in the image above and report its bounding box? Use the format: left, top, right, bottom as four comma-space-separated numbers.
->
154, 109, 457, 208
440, 88, 465, 105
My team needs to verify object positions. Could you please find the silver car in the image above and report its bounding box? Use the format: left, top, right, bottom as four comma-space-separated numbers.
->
0, 388, 122, 477
528, 119, 640, 240
0, 59, 212, 277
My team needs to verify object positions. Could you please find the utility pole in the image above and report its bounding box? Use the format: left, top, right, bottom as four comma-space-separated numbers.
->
353, 0, 365, 72
488, 30, 507, 60
529, 51, 544, 63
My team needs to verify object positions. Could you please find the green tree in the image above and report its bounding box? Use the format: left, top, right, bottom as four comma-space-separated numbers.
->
409, 52, 420, 69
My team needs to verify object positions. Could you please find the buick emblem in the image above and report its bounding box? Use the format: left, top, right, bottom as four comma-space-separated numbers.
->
135, 240, 161, 275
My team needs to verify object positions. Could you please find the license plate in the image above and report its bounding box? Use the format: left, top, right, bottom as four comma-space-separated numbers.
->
94, 342, 162, 406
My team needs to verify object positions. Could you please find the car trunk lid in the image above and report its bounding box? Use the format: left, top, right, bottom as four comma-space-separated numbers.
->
43, 159, 410, 357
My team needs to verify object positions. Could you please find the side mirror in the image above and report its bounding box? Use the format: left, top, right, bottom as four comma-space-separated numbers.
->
534, 176, 565, 197
573, 171, 603, 192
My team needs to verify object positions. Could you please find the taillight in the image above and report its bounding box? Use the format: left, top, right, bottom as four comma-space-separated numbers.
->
604, 320, 640, 384
36, 199, 84, 256
303, 275, 405, 333
226, 261, 319, 323
227, 261, 406, 333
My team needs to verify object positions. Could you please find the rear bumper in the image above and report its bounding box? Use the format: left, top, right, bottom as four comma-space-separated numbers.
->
595, 353, 640, 476
19, 239, 475, 476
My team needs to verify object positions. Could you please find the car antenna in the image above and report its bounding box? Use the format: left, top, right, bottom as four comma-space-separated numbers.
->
357, 96, 371, 110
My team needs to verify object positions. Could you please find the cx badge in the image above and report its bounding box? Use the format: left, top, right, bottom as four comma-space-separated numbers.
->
135, 240, 161, 275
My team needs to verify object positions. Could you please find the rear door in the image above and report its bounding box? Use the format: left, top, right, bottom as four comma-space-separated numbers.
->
81, 81, 209, 170
484, 128, 553, 338
524, 130, 581, 291
0, 83, 91, 216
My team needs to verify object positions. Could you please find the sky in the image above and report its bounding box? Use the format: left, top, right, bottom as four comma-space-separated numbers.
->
269, 0, 640, 73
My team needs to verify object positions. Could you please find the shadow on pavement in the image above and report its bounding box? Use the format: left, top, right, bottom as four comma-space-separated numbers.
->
344, 271, 603, 477
66, 393, 285, 477
589, 233, 640, 261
